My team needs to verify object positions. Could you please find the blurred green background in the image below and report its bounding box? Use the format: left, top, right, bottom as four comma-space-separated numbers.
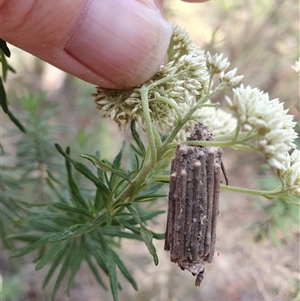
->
1, 1, 299, 300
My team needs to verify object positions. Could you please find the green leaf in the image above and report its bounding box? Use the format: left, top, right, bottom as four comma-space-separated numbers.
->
52, 203, 93, 217
72, 160, 110, 192
55, 144, 88, 209
88, 243, 109, 275
112, 142, 125, 170
107, 251, 119, 301
140, 226, 159, 265
94, 188, 105, 211
81, 154, 112, 171
152, 232, 165, 240
1, 52, 8, 81
49, 214, 106, 242
131, 121, 146, 156
43, 243, 69, 289
112, 251, 138, 290
81, 154, 130, 183
7, 108, 26, 132
35, 241, 68, 270
133, 194, 167, 203
13, 200, 49, 207
0, 77, 26, 132
67, 236, 86, 296
133, 153, 140, 171
140, 210, 165, 222
127, 205, 143, 224
56, 145, 111, 195
85, 253, 108, 290
0, 76, 9, 113
11, 236, 53, 257
121, 221, 141, 236
110, 142, 125, 187
51, 241, 75, 301
49, 223, 91, 242
100, 228, 142, 240
46, 169, 66, 187
46, 170, 70, 204
0, 39, 11, 57
127, 206, 159, 265
29, 219, 64, 233
5, 233, 45, 242
106, 211, 112, 227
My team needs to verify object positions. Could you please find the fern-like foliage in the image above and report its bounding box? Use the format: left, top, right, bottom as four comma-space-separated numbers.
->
4, 120, 165, 301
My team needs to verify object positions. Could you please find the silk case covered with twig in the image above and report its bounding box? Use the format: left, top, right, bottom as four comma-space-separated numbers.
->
164, 123, 224, 286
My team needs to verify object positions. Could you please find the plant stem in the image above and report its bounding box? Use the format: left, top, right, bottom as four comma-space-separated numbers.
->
140, 85, 158, 164
220, 184, 286, 198
182, 140, 254, 151
111, 160, 156, 213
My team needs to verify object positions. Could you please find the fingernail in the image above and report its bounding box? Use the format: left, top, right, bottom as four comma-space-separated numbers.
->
65, 0, 171, 88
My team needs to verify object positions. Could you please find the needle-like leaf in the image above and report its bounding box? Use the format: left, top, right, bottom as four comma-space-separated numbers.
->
107, 250, 119, 301
85, 253, 108, 290
111, 250, 138, 290
0, 39, 11, 57
127, 206, 159, 265
42, 243, 70, 289
11, 236, 53, 257
131, 121, 146, 156
51, 241, 75, 301
36, 241, 68, 270
67, 235, 86, 295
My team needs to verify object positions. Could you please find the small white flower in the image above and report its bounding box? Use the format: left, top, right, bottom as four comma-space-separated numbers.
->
220, 68, 244, 87
291, 57, 300, 74
206, 53, 230, 74
282, 149, 300, 196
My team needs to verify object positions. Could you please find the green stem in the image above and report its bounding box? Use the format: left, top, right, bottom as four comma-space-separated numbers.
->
154, 177, 286, 200
213, 126, 252, 142
146, 70, 186, 90
220, 183, 285, 198
150, 97, 182, 120
111, 160, 155, 214
182, 139, 254, 150
140, 85, 158, 164
154, 175, 170, 183
160, 87, 225, 152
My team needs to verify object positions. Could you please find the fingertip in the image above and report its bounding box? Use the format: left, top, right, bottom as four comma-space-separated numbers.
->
2, 0, 171, 89
65, 0, 171, 88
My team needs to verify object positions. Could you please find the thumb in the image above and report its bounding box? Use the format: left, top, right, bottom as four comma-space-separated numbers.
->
1, 0, 171, 88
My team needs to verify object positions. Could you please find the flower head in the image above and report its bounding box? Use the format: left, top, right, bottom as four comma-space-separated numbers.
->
225, 85, 298, 172
206, 53, 230, 74
93, 88, 142, 130
219, 68, 244, 87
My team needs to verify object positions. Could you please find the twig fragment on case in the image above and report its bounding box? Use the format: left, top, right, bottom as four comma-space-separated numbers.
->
164, 122, 227, 286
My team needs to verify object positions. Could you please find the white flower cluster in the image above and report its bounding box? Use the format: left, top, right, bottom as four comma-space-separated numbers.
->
206, 53, 244, 87
174, 104, 237, 142
197, 106, 237, 135
93, 88, 142, 129
283, 149, 300, 197
154, 26, 210, 103
225, 85, 298, 172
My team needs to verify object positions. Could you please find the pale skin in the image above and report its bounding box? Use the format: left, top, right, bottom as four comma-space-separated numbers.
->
0, 0, 209, 88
